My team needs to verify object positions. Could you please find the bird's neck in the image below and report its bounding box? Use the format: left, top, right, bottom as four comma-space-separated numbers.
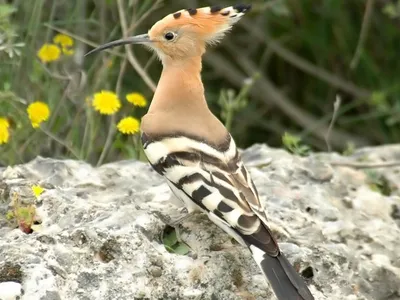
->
148, 55, 208, 113
141, 54, 229, 146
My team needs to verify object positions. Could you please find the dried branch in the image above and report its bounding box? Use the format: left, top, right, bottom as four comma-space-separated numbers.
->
330, 161, 400, 169
350, 0, 375, 70
127, 0, 164, 35
325, 95, 342, 152
207, 46, 369, 149
239, 20, 371, 100
43, 24, 125, 59
96, 58, 128, 166
116, 0, 156, 92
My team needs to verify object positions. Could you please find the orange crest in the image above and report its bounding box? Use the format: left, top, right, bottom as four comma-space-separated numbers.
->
149, 4, 251, 45
84, 4, 251, 60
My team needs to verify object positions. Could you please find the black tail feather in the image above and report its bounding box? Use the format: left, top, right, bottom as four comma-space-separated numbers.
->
251, 248, 314, 300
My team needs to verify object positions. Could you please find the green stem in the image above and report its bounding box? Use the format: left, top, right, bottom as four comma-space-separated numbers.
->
96, 114, 116, 166
40, 126, 80, 159
225, 105, 234, 132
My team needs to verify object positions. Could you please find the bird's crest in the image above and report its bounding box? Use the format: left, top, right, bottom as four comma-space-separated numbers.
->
84, 4, 251, 59
150, 4, 251, 45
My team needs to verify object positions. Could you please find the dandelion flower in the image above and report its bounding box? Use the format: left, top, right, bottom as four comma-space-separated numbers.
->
37, 44, 61, 63
31, 185, 44, 198
117, 117, 140, 134
53, 34, 74, 56
0, 118, 10, 145
62, 48, 74, 56
92, 90, 121, 115
53, 34, 74, 48
126, 92, 147, 107
27, 102, 50, 128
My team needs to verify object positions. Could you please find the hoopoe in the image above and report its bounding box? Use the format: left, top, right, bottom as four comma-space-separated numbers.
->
86, 4, 314, 300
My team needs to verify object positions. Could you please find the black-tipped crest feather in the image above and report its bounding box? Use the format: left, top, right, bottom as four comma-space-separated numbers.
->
233, 4, 252, 13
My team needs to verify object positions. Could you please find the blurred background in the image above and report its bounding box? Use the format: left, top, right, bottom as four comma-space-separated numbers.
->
0, 0, 399, 166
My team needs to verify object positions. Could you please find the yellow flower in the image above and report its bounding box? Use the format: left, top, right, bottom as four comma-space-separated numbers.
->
126, 93, 147, 107
62, 48, 74, 56
92, 90, 121, 115
27, 102, 50, 128
31, 185, 44, 198
0, 118, 10, 145
53, 34, 74, 48
117, 117, 140, 134
37, 44, 61, 63
53, 34, 74, 56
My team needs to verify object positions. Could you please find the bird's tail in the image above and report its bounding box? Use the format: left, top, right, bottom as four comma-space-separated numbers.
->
250, 246, 314, 300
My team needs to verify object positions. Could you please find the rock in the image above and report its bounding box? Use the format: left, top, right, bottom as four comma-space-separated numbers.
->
0, 144, 400, 300
0, 282, 22, 300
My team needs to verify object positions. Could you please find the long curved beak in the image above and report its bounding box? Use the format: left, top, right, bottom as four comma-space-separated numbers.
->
84, 34, 151, 57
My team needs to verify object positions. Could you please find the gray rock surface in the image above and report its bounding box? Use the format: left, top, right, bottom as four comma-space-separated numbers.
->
1, 144, 400, 300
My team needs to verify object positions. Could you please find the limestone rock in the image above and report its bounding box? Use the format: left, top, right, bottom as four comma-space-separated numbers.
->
1, 144, 400, 300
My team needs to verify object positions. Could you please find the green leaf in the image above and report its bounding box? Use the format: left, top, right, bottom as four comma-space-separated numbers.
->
382, 3, 399, 18
0, 4, 17, 19
172, 243, 190, 255
369, 91, 389, 111
282, 132, 310, 156
3, 82, 10, 91
6, 210, 14, 220
162, 229, 178, 247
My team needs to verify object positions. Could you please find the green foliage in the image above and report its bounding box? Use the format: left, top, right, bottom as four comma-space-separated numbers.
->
5, 192, 37, 233
342, 142, 356, 156
382, 0, 400, 18
0, 0, 399, 166
0, 4, 24, 58
282, 132, 310, 156
218, 74, 257, 131
365, 170, 393, 196
162, 226, 190, 255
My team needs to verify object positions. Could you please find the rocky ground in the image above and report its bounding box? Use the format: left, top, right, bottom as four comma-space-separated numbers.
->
1, 144, 400, 300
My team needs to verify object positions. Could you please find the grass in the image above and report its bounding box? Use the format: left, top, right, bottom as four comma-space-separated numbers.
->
1, 0, 400, 167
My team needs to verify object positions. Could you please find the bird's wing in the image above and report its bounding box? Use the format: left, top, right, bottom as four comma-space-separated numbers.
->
142, 132, 279, 256
142, 132, 315, 300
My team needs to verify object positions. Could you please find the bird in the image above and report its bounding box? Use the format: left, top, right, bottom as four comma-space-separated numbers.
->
85, 4, 315, 300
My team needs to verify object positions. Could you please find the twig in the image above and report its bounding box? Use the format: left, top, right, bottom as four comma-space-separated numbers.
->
96, 115, 116, 166
330, 161, 400, 169
350, 0, 375, 70
127, 0, 164, 35
96, 56, 128, 167
116, 0, 156, 92
43, 24, 125, 59
238, 20, 371, 99
325, 95, 342, 152
40, 127, 80, 159
144, 53, 158, 71
210, 46, 369, 149
80, 107, 91, 160
39, 60, 73, 80
116, 58, 128, 94
48, 82, 70, 128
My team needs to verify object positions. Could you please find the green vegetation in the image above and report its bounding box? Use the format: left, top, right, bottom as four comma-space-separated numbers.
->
282, 132, 311, 156
162, 225, 190, 255
1, 0, 399, 166
5, 191, 39, 233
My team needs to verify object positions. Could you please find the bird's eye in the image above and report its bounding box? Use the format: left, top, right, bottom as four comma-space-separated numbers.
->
164, 32, 175, 41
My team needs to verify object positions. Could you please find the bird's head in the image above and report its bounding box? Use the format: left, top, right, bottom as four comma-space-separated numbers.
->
85, 4, 251, 61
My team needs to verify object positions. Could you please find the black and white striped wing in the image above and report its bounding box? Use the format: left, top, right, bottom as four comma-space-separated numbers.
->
142, 133, 279, 256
